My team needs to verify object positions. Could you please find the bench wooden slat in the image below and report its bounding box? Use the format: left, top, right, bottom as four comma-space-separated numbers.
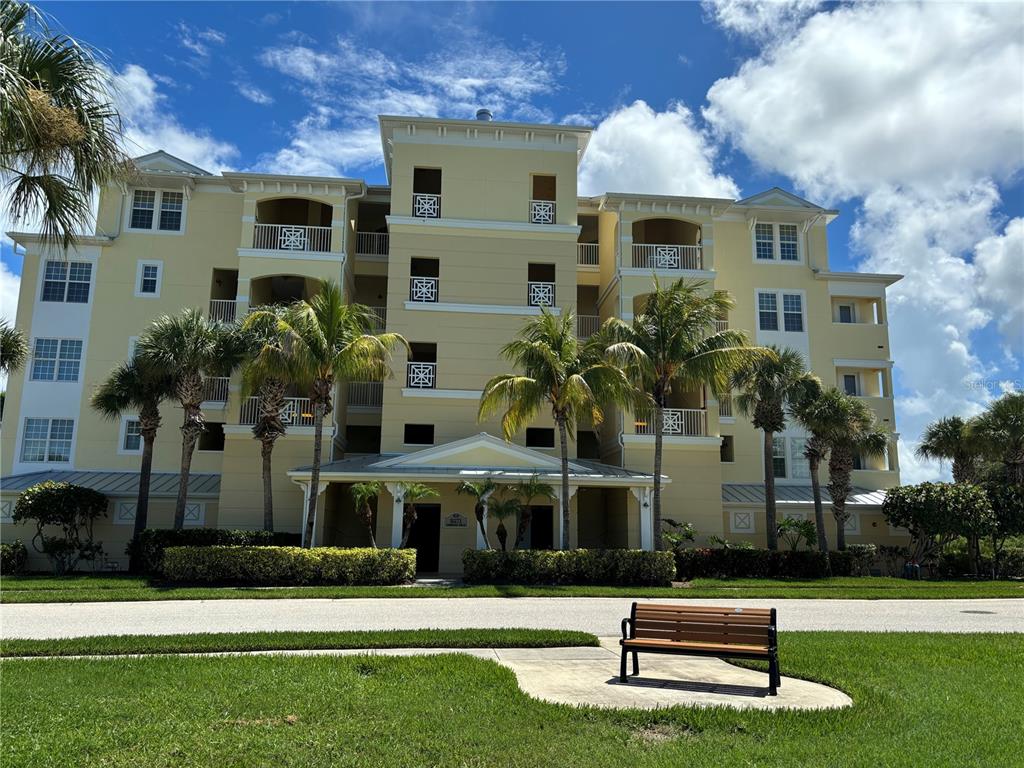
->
622, 638, 770, 655
634, 629, 772, 644
633, 612, 772, 626
637, 604, 772, 616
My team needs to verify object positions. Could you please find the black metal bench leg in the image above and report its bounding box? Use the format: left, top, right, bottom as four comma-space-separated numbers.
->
631, 651, 639, 676
620, 648, 628, 683
768, 654, 779, 696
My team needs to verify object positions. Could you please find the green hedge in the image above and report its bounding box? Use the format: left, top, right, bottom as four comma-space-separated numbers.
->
128, 528, 302, 572
462, 549, 676, 586
162, 546, 416, 586
676, 548, 831, 579
937, 548, 1024, 579
1, 540, 28, 574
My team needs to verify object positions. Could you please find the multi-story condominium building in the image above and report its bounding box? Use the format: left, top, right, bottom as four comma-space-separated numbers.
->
2, 111, 903, 572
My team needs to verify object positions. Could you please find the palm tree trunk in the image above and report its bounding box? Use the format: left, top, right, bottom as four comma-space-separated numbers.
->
835, 500, 847, 551
475, 500, 491, 549
557, 417, 571, 550
514, 506, 533, 549
174, 406, 201, 530
763, 429, 778, 550
303, 401, 325, 548
829, 446, 853, 551
365, 508, 377, 548
652, 404, 664, 551
400, 504, 415, 548
809, 455, 828, 553
261, 439, 274, 532
129, 430, 156, 573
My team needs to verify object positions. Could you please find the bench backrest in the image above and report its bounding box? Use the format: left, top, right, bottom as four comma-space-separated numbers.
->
631, 603, 776, 648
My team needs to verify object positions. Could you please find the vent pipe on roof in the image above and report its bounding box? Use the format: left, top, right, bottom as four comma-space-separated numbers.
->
476, 108, 493, 121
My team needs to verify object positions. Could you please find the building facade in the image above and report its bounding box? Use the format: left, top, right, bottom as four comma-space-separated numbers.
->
1, 113, 904, 572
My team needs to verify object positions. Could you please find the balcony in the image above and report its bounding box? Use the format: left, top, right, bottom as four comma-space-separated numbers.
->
530, 200, 555, 225
413, 193, 441, 219
356, 231, 389, 257
253, 223, 331, 253
528, 281, 555, 308
240, 396, 315, 427
632, 243, 702, 271
714, 318, 729, 333
367, 305, 386, 331
577, 243, 599, 266
718, 395, 733, 418
208, 299, 237, 323
577, 314, 599, 340
348, 381, 383, 408
634, 408, 708, 437
202, 377, 229, 404
407, 362, 436, 389
409, 277, 439, 303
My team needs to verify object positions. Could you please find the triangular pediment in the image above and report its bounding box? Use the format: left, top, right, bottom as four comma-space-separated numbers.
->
373, 433, 583, 472
735, 187, 823, 210
133, 150, 212, 176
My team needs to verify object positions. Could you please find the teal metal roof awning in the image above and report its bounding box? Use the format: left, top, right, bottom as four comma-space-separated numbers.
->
1, 470, 220, 498
722, 483, 888, 507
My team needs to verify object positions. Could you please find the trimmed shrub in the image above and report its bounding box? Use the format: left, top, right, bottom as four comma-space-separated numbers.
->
937, 548, 1024, 579
461, 549, 676, 586
128, 528, 302, 573
161, 546, 415, 586
829, 544, 878, 576
13, 481, 107, 574
1, 540, 28, 574
675, 548, 833, 579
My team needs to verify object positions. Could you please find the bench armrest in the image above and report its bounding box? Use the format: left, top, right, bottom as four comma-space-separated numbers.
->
621, 617, 633, 640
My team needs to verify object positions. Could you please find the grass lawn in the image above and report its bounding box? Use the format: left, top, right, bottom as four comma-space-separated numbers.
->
2, 573, 1022, 602
2, 632, 1022, 767
0, 628, 598, 658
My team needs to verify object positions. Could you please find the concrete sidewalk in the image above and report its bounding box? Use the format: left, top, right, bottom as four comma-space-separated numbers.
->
3, 596, 1021, 639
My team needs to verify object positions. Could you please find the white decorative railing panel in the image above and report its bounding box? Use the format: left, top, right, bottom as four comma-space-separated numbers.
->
631, 243, 702, 270
530, 200, 555, 224
355, 231, 389, 256
407, 362, 436, 389
240, 396, 315, 427
413, 193, 441, 219
577, 243, 599, 266
253, 223, 331, 253
634, 408, 707, 437
208, 299, 237, 323
409, 277, 439, 303
528, 281, 555, 307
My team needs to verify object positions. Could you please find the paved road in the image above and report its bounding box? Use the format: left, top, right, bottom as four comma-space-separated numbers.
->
2, 597, 1021, 639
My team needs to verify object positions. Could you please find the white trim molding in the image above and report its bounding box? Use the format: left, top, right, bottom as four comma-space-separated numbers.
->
401, 388, 482, 400
403, 301, 561, 317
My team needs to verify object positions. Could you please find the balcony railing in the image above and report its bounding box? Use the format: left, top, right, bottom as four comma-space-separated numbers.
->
577, 243, 599, 266
253, 223, 331, 253
348, 381, 383, 408
208, 299, 237, 323
634, 408, 707, 437
528, 281, 555, 307
413, 193, 441, 219
530, 199, 555, 224
356, 231, 389, 257
632, 243, 702, 270
407, 362, 436, 389
240, 396, 315, 427
367, 305, 386, 331
409, 277, 439, 303
577, 315, 600, 339
202, 377, 229, 403
718, 395, 733, 418
714, 319, 729, 333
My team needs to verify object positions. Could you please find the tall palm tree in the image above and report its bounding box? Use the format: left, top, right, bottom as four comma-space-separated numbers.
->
479, 309, 643, 550
916, 416, 983, 484
731, 346, 818, 550
1, 0, 131, 249
512, 474, 555, 549
350, 481, 382, 548
827, 396, 890, 550
137, 309, 244, 529
263, 281, 406, 547
239, 306, 293, 532
90, 358, 174, 571
789, 382, 843, 553
611, 278, 757, 549
456, 478, 497, 549
398, 482, 439, 548
1, 319, 28, 376
971, 392, 1024, 484
487, 495, 521, 551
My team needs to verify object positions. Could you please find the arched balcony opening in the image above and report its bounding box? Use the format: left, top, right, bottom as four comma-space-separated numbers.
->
631, 218, 702, 270
254, 198, 333, 252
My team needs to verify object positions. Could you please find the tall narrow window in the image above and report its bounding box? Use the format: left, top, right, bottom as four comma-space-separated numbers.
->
782, 294, 803, 332
131, 190, 156, 229
843, 374, 859, 396
778, 224, 799, 261
758, 292, 779, 330
755, 223, 774, 260
790, 438, 810, 479
137, 262, 161, 296
122, 419, 142, 452
772, 437, 787, 478
159, 191, 184, 231
838, 304, 855, 323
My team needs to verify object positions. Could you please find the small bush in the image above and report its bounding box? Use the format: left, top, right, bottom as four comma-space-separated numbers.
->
829, 544, 878, 576
676, 548, 837, 579
461, 549, 676, 586
162, 546, 415, 586
129, 528, 302, 573
936, 547, 1024, 579
1, 540, 28, 574
13, 481, 107, 574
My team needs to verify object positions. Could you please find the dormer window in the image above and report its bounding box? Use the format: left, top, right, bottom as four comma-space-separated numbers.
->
128, 189, 186, 233
753, 222, 801, 262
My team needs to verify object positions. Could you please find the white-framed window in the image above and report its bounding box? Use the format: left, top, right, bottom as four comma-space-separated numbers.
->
757, 292, 779, 331
772, 436, 787, 478
184, 502, 205, 526
1, 501, 13, 523
135, 261, 163, 297
790, 437, 810, 479
41, 260, 91, 303
843, 374, 860, 396
730, 510, 755, 533
119, 417, 143, 454
751, 223, 802, 263
115, 502, 137, 525
128, 189, 186, 233
20, 417, 74, 462
757, 289, 805, 334
754, 223, 775, 260
838, 304, 855, 324
30, 338, 82, 382
782, 294, 804, 332
779, 224, 799, 261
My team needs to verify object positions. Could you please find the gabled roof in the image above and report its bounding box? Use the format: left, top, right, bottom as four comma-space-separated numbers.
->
0, 470, 221, 497
372, 432, 583, 472
133, 150, 212, 177
733, 187, 838, 216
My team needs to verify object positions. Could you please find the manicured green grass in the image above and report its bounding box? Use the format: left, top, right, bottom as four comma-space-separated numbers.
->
0, 628, 598, 658
2, 632, 1022, 767
2, 573, 1022, 602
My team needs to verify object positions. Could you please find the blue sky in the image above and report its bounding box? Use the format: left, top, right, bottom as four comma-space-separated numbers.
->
3, 1, 1022, 481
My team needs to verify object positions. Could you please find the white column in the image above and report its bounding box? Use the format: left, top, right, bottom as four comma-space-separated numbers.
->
631, 487, 654, 551
552, 485, 578, 550
308, 482, 328, 548
298, 482, 311, 547
385, 482, 404, 548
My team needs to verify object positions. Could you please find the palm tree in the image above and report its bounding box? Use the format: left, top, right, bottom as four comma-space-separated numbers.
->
350, 481, 382, 548
612, 279, 757, 549
1, 319, 28, 376
263, 281, 406, 547
137, 309, 244, 529
1, 1, 131, 249
916, 416, 983, 484
971, 392, 1024, 484
91, 358, 174, 571
487, 495, 521, 551
398, 482, 440, 548
827, 396, 890, 550
731, 347, 818, 550
239, 306, 293, 532
479, 310, 642, 550
789, 382, 844, 553
456, 478, 497, 549
512, 474, 555, 549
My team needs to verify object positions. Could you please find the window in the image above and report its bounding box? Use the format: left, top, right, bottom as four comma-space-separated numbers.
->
853, 453, 864, 471
129, 189, 185, 232
782, 294, 804, 332
843, 374, 859, 396
720, 435, 735, 463
838, 304, 855, 324
130, 189, 156, 229
30, 338, 82, 382
198, 422, 225, 452
758, 292, 779, 331
779, 225, 799, 261
159, 191, 184, 231
526, 428, 555, 448
790, 438, 810, 479
41, 260, 91, 303
772, 437, 787, 478
122, 419, 142, 453
135, 261, 162, 297
755, 223, 774, 260
404, 424, 434, 445
21, 417, 73, 462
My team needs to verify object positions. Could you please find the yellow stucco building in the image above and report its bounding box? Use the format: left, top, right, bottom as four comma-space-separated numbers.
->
2, 111, 904, 572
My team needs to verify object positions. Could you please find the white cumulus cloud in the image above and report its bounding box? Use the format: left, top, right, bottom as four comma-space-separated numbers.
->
702, 0, 822, 43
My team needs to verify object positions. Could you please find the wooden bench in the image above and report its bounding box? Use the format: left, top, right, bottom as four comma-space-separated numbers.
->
619, 603, 780, 695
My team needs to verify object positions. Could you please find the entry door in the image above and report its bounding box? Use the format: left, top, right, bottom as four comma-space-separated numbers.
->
407, 504, 441, 572
528, 506, 554, 550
